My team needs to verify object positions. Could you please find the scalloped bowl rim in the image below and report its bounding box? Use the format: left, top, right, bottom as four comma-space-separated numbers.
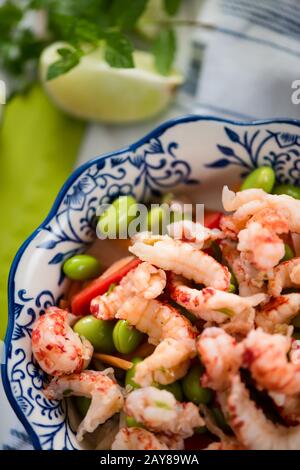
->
3, 114, 300, 449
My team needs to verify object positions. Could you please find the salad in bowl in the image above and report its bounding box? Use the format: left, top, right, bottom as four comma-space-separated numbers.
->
4, 116, 300, 450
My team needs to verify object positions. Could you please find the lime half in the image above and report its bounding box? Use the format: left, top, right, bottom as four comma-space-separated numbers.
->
40, 42, 183, 124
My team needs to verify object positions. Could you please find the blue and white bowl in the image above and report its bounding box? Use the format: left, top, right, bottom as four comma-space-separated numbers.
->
3, 115, 300, 450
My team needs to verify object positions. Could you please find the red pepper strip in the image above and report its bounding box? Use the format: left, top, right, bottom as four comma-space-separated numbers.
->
71, 258, 141, 316
204, 210, 223, 229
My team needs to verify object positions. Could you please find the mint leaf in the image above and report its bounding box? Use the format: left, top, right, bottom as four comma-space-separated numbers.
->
56, 48, 73, 58
47, 48, 81, 80
163, 0, 182, 16
71, 18, 100, 45
152, 28, 176, 75
105, 33, 134, 68
110, 0, 149, 30
50, 14, 100, 45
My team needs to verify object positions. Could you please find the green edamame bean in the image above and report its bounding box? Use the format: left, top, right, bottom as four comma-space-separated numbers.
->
125, 357, 143, 389
228, 283, 236, 293
158, 381, 183, 402
241, 166, 275, 193
273, 184, 300, 200
228, 271, 237, 293
73, 315, 115, 354
281, 243, 295, 262
113, 320, 144, 354
97, 195, 137, 237
74, 396, 91, 417
63, 255, 101, 281
126, 416, 144, 428
182, 364, 213, 405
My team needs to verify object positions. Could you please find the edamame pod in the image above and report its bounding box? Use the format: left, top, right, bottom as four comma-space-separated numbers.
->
182, 364, 213, 405
97, 195, 138, 237
63, 255, 101, 281
73, 315, 115, 354
241, 166, 275, 193
273, 183, 300, 200
281, 243, 295, 262
113, 320, 144, 354
125, 357, 143, 389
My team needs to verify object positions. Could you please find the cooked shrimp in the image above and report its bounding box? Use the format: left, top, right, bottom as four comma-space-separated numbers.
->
44, 369, 123, 441
156, 434, 184, 450
228, 207, 289, 271
32, 307, 93, 376
256, 294, 300, 334
222, 186, 267, 212
133, 338, 192, 386
116, 296, 197, 386
238, 221, 285, 271
205, 440, 244, 450
220, 240, 246, 287
243, 329, 300, 395
219, 214, 240, 239
129, 234, 230, 291
220, 240, 264, 296
226, 374, 300, 450
125, 387, 204, 438
112, 428, 169, 450
222, 308, 256, 338
91, 261, 166, 320
223, 185, 300, 233
168, 274, 266, 335
167, 220, 223, 248
269, 391, 300, 424
271, 341, 300, 423
197, 328, 243, 390
292, 233, 300, 257
290, 339, 300, 365
268, 258, 300, 297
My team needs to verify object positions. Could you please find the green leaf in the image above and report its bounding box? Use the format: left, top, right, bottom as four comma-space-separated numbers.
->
72, 18, 100, 45
110, 0, 149, 30
105, 32, 134, 68
152, 28, 176, 75
0, 1, 23, 38
46, 47, 81, 80
49, 14, 100, 45
28, 0, 52, 8
56, 47, 72, 58
163, 0, 182, 16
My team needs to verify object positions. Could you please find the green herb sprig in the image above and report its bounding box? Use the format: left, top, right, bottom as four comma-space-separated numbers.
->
0, 0, 183, 92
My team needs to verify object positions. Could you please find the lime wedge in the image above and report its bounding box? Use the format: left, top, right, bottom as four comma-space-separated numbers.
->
40, 42, 183, 124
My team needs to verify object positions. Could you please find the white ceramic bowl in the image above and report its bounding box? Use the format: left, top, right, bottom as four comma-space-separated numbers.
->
3, 115, 300, 449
